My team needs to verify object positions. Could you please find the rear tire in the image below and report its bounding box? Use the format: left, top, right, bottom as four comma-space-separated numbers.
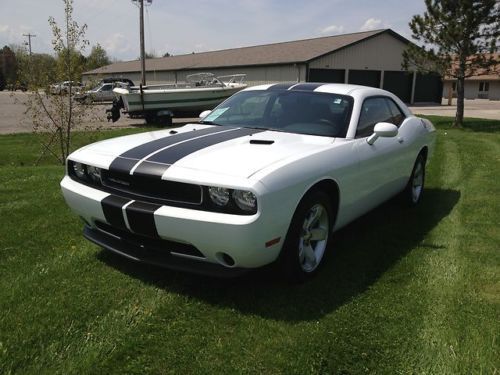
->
403, 154, 426, 206
144, 114, 157, 125
280, 190, 333, 282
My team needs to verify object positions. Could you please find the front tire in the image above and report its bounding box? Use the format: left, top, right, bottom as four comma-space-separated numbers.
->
280, 190, 333, 282
404, 154, 426, 206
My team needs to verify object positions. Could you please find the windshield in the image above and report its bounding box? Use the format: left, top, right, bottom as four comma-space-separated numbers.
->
202, 90, 353, 137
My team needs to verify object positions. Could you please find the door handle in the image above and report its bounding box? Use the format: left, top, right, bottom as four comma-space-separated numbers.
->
397, 137, 404, 144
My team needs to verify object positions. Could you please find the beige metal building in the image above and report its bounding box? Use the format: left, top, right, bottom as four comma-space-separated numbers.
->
84, 29, 442, 103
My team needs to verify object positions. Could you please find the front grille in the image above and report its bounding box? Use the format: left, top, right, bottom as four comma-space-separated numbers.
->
94, 221, 205, 258
101, 170, 202, 205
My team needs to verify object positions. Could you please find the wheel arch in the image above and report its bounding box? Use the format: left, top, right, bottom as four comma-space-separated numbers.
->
297, 178, 340, 227
419, 146, 428, 163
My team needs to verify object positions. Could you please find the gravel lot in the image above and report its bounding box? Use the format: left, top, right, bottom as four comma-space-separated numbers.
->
0, 91, 498, 134
0, 91, 198, 134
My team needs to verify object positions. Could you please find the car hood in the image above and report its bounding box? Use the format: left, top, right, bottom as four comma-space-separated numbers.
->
70, 124, 336, 179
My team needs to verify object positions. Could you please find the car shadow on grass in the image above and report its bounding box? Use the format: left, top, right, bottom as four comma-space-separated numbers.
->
97, 188, 460, 322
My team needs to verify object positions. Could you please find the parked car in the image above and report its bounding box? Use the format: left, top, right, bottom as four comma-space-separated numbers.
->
6, 82, 28, 92
60, 83, 436, 281
75, 81, 131, 103
49, 81, 83, 95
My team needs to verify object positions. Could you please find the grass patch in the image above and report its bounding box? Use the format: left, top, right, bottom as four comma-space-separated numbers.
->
0, 117, 498, 374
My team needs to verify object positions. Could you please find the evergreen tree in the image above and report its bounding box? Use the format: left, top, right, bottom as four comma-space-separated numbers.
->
403, 0, 499, 127
0, 70, 5, 91
86, 43, 110, 71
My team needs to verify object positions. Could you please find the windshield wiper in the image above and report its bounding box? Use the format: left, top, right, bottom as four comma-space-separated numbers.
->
242, 125, 288, 133
198, 120, 221, 126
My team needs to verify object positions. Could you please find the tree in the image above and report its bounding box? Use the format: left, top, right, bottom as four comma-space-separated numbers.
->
139, 51, 157, 59
22, 0, 93, 164
403, 0, 499, 127
0, 45, 18, 86
0, 70, 5, 91
86, 43, 110, 71
14, 47, 57, 89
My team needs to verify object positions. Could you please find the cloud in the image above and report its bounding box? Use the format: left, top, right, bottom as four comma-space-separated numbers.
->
360, 18, 383, 31
320, 24, 345, 35
0, 23, 35, 47
102, 33, 133, 55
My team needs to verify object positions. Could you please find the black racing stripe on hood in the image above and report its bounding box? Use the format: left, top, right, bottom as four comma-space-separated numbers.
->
267, 82, 296, 91
119, 126, 227, 160
108, 126, 229, 175
108, 157, 139, 175
132, 127, 265, 178
289, 83, 324, 91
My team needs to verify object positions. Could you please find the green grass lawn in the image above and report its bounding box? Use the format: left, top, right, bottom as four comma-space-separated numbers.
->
0, 117, 498, 374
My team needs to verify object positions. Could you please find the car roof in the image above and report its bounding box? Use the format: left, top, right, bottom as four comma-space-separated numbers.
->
242, 82, 412, 116
245, 82, 388, 96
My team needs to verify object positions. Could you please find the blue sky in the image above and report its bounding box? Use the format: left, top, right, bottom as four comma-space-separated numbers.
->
0, 0, 426, 60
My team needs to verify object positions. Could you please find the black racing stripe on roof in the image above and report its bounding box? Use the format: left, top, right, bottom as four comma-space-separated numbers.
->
119, 126, 227, 160
289, 83, 324, 91
125, 201, 162, 238
101, 195, 130, 230
267, 83, 296, 91
132, 127, 265, 179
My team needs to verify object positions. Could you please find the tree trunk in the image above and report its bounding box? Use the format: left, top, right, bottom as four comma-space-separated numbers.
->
454, 77, 465, 128
453, 58, 467, 128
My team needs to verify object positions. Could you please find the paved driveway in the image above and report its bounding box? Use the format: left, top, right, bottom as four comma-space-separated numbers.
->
409, 98, 500, 120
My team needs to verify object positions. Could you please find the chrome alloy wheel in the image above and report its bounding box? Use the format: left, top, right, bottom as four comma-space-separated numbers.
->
299, 203, 329, 273
411, 160, 424, 204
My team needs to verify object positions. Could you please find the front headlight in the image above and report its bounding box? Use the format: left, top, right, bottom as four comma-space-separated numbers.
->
68, 160, 102, 187
208, 187, 230, 206
72, 162, 86, 179
87, 165, 102, 183
206, 186, 257, 214
232, 190, 257, 212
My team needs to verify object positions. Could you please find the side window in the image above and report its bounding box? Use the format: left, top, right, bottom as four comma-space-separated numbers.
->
356, 97, 393, 138
385, 98, 406, 127
101, 84, 113, 92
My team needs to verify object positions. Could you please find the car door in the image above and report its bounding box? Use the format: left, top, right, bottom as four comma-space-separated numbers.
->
351, 96, 408, 213
97, 84, 114, 101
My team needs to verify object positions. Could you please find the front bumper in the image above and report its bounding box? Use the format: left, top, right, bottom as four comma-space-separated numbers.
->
60, 176, 285, 272
83, 224, 248, 277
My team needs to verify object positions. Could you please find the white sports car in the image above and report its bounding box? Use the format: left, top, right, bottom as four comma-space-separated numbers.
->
61, 83, 436, 281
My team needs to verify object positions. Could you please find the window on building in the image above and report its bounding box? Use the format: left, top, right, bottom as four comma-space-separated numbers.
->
479, 82, 489, 92
452, 82, 457, 92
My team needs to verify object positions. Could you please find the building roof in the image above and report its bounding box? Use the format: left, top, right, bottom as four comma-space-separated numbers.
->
444, 53, 500, 81
84, 29, 408, 76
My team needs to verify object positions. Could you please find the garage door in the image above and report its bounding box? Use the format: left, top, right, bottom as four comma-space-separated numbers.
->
383, 71, 413, 103
348, 70, 381, 88
414, 73, 443, 103
309, 69, 345, 83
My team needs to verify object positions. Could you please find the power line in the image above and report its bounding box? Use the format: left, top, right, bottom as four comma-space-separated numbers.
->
22, 33, 36, 55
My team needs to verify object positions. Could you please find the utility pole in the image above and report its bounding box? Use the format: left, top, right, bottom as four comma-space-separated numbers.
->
23, 33, 36, 55
139, 0, 146, 86
132, 0, 151, 86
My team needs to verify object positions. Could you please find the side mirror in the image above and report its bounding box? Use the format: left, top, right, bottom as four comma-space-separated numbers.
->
367, 122, 398, 145
199, 110, 211, 119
